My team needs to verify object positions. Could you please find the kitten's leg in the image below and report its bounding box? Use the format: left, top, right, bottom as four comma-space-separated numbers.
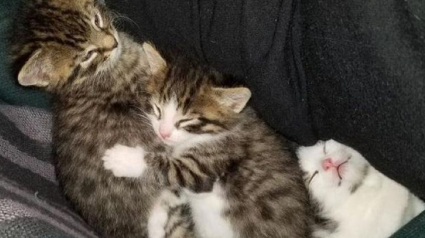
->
148, 190, 193, 238
148, 197, 169, 238
164, 203, 196, 238
144, 151, 226, 193
102, 145, 239, 193
102, 144, 147, 177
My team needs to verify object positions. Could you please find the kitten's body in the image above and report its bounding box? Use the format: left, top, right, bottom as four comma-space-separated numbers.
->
184, 108, 310, 238
298, 140, 425, 238
10, 1, 193, 237
53, 33, 161, 237
104, 53, 312, 238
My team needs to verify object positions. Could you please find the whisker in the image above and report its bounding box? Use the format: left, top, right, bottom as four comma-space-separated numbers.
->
135, 112, 151, 120
308, 171, 318, 186
111, 11, 140, 30
138, 115, 151, 122
135, 113, 156, 133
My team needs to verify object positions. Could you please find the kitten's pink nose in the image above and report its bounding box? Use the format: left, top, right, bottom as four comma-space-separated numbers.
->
159, 127, 171, 139
160, 131, 171, 139
322, 158, 337, 170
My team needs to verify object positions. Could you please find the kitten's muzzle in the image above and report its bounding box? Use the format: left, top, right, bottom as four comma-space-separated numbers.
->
103, 34, 118, 49
103, 36, 118, 58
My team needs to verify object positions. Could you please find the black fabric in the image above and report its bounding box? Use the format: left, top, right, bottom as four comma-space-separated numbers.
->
106, 0, 425, 199
107, 0, 316, 145
302, 0, 425, 199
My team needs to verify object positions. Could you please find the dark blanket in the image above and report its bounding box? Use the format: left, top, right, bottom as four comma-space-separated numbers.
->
0, 102, 97, 237
106, 0, 425, 199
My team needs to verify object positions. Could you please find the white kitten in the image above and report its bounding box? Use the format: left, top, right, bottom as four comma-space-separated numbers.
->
297, 139, 424, 238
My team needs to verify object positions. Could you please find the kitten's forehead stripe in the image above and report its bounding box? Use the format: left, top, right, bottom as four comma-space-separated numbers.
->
150, 58, 238, 136
198, 117, 226, 129
32, 37, 84, 50
24, 2, 90, 51
160, 65, 208, 111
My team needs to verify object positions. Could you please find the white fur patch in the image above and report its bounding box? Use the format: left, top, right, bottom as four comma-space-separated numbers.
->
148, 200, 168, 238
298, 140, 425, 238
102, 144, 147, 178
185, 182, 236, 238
148, 190, 187, 238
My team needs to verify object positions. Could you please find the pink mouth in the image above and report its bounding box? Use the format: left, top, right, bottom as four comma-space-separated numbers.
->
158, 135, 174, 145
322, 158, 349, 180
336, 161, 348, 180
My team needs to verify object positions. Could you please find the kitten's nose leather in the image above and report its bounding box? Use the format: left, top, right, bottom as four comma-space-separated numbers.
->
159, 124, 172, 139
103, 34, 117, 49
160, 130, 171, 139
112, 39, 118, 49
323, 158, 337, 170
103, 37, 118, 58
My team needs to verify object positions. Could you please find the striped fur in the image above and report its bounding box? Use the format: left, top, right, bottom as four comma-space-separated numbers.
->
10, 0, 119, 90
140, 50, 313, 237
10, 1, 194, 237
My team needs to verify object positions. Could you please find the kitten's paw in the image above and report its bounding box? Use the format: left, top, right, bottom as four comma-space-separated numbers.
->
148, 190, 187, 238
102, 144, 147, 178
148, 201, 168, 238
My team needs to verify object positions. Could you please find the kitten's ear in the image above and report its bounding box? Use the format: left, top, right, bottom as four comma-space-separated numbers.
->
17, 49, 53, 87
142, 42, 166, 74
213, 87, 251, 113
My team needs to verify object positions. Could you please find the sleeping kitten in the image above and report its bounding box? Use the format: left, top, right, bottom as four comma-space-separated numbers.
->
102, 47, 312, 238
10, 0, 193, 237
297, 139, 425, 238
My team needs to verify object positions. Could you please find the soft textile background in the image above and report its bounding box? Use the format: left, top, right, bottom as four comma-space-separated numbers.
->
105, 0, 425, 201
0, 102, 96, 237
0, 0, 50, 108
0, 0, 424, 237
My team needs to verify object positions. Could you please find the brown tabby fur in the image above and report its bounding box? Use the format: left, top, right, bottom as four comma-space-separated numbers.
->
140, 54, 313, 237
10, 0, 194, 237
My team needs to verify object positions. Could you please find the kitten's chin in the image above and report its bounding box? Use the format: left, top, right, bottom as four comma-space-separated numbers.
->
161, 139, 178, 147
161, 137, 191, 147
99, 34, 122, 71
109, 43, 122, 63
105, 46, 121, 67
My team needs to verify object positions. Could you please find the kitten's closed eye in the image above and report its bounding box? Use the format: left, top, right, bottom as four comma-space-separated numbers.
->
175, 118, 197, 128
92, 11, 104, 31
180, 117, 225, 134
81, 49, 98, 67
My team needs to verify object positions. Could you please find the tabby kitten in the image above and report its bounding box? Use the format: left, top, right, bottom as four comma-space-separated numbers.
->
10, 0, 193, 237
103, 47, 312, 238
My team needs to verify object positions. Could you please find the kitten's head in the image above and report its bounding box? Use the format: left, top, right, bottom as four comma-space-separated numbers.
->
11, 0, 119, 91
297, 140, 369, 194
142, 44, 251, 147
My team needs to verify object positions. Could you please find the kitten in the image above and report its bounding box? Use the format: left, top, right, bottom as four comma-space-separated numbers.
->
297, 139, 425, 238
10, 0, 193, 237
102, 48, 312, 238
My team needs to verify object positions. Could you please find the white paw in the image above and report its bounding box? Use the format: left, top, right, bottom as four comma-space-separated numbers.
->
148, 199, 168, 238
148, 190, 186, 238
102, 144, 147, 178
